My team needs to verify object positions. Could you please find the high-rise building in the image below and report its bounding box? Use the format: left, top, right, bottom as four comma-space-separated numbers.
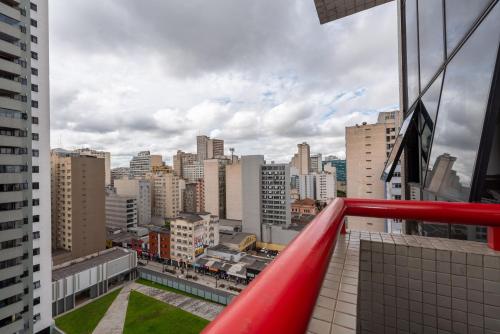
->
291, 142, 312, 175
346, 111, 397, 231
298, 174, 316, 200
170, 213, 219, 265
0, 0, 52, 331
129, 151, 163, 178
182, 160, 204, 183
111, 166, 130, 185
203, 158, 229, 218
51, 149, 106, 265
197, 135, 224, 161
173, 150, 197, 177
151, 172, 185, 219
105, 189, 137, 230
323, 157, 347, 192
75, 148, 111, 186
261, 163, 291, 227
310, 153, 322, 173
114, 178, 152, 226
315, 171, 337, 203
225, 159, 242, 220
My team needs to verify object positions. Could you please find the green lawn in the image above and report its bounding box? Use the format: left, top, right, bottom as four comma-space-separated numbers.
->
55, 288, 122, 334
136, 278, 223, 305
124, 291, 209, 334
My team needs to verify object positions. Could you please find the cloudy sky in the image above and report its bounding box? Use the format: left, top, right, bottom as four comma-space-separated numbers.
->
49, 1, 398, 168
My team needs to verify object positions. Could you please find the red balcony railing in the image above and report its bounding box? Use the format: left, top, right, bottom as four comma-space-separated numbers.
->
202, 198, 500, 334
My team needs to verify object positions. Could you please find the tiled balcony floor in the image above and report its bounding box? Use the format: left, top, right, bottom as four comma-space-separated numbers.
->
308, 232, 360, 334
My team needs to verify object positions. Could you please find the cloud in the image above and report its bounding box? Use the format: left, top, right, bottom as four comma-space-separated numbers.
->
49, 1, 399, 166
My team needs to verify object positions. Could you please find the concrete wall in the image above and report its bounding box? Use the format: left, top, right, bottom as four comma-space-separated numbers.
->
226, 161, 242, 220
241, 156, 264, 240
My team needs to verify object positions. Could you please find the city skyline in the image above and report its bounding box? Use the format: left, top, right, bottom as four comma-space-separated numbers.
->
49, 0, 399, 168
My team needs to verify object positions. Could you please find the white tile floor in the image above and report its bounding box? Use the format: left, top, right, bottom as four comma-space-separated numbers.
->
307, 232, 361, 334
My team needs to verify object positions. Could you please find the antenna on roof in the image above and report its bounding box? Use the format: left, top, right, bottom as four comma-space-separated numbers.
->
230, 147, 235, 162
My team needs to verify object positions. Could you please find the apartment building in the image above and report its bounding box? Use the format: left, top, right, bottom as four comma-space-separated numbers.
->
110, 166, 130, 185
105, 190, 137, 230
315, 171, 336, 203
310, 153, 322, 173
74, 148, 111, 186
225, 159, 242, 221
170, 213, 219, 264
296, 142, 310, 175
114, 178, 151, 226
0, 0, 52, 331
129, 151, 163, 178
182, 160, 203, 183
323, 157, 346, 192
203, 158, 229, 219
197, 135, 224, 161
346, 111, 397, 231
151, 172, 185, 219
173, 150, 197, 178
298, 174, 315, 200
261, 163, 291, 227
51, 149, 106, 265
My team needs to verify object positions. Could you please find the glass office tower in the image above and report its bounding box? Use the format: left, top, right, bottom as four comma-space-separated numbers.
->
383, 0, 500, 240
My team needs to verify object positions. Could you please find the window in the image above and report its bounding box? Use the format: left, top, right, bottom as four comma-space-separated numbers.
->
445, 0, 491, 54
32, 166, 39, 173
30, 35, 38, 43
31, 51, 38, 60
33, 249, 40, 257
33, 231, 40, 239
405, 0, 419, 105
32, 116, 39, 124
32, 133, 39, 141
33, 297, 40, 305
30, 2, 37, 11
32, 198, 39, 206
20, 43, 26, 51
33, 215, 39, 222
394, 195, 402, 200
31, 100, 38, 108
31, 84, 38, 92
425, 4, 500, 201
31, 68, 38, 76
418, 0, 445, 88
20, 25, 26, 34
32, 182, 39, 189
32, 149, 39, 156
30, 19, 37, 27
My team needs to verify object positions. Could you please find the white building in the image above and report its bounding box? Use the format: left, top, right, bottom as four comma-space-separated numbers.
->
129, 151, 163, 177
310, 153, 323, 173
315, 171, 337, 203
105, 190, 138, 230
170, 213, 220, 264
0, 0, 52, 331
114, 178, 152, 226
182, 161, 204, 183
298, 174, 316, 200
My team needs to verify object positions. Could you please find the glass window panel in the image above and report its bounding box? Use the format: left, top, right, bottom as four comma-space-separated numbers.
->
405, 0, 419, 107
425, 3, 500, 201
420, 71, 444, 179
381, 108, 417, 181
445, 0, 492, 54
418, 0, 445, 89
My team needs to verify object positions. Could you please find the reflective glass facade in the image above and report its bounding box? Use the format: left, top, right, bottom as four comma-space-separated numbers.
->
399, 0, 500, 239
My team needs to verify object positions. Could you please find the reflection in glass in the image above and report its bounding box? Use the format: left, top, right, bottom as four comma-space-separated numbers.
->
381, 109, 417, 181
420, 72, 443, 181
418, 0, 444, 89
425, 3, 500, 201
405, 0, 419, 107
445, 0, 491, 54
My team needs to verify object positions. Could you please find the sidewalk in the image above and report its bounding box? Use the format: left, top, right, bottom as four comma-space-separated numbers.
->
92, 284, 132, 334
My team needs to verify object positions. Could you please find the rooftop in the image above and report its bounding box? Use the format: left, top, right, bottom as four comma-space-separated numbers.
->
52, 248, 133, 281
219, 232, 256, 245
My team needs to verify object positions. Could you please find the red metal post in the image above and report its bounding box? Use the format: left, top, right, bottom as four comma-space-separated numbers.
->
488, 226, 500, 251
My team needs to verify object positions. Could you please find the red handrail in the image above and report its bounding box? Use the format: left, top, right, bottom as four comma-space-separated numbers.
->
201, 198, 500, 334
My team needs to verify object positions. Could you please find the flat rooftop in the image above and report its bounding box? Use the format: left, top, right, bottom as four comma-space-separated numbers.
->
52, 248, 132, 281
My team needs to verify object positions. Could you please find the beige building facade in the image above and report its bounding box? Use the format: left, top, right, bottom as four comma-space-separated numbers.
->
346, 112, 396, 231
203, 158, 229, 218
75, 148, 111, 186
173, 150, 197, 177
151, 172, 185, 219
51, 150, 106, 264
225, 159, 242, 220
114, 178, 152, 226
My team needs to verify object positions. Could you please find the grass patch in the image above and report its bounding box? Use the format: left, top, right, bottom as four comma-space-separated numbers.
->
136, 278, 223, 305
124, 291, 209, 334
55, 288, 122, 334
